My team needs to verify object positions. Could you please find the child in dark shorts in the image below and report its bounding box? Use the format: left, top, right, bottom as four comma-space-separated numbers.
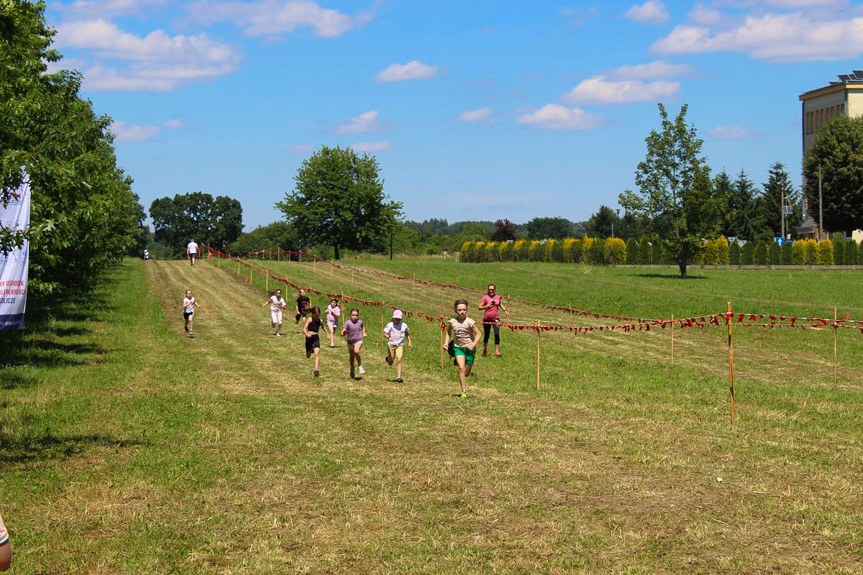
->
303, 306, 323, 377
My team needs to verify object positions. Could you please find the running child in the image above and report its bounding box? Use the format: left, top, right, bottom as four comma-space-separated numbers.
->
443, 299, 482, 398
182, 289, 201, 337
295, 288, 311, 324
262, 288, 286, 336
479, 283, 510, 357
325, 298, 342, 347
341, 308, 367, 379
383, 309, 412, 383
302, 306, 323, 377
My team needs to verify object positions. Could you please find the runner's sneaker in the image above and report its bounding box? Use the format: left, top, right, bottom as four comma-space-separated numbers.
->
358, 365, 365, 375
495, 351, 502, 357
314, 370, 320, 377
349, 368, 355, 379
396, 377, 403, 383
460, 392, 468, 398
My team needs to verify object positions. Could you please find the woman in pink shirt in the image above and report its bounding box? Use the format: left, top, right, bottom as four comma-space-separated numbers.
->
479, 284, 509, 357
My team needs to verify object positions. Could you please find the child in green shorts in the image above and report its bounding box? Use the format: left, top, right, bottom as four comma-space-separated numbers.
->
442, 299, 482, 397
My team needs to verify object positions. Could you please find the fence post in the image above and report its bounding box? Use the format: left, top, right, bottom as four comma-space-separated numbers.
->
536, 320, 541, 392
671, 313, 675, 368
727, 301, 735, 425
834, 307, 838, 388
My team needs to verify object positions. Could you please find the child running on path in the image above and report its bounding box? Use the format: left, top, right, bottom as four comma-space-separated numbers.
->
262, 288, 286, 336
383, 309, 412, 383
443, 299, 482, 397
182, 289, 201, 338
341, 308, 367, 379
325, 298, 341, 348
295, 288, 311, 325
302, 306, 323, 377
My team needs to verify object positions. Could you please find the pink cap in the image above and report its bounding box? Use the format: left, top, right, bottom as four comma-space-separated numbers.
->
392, 309, 403, 319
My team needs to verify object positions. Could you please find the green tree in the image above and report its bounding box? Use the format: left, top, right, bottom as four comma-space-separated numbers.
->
585, 205, 620, 239
227, 221, 298, 256
727, 170, 763, 240
277, 146, 401, 260
525, 217, 573, 240
761, 162, 801, 239
803, 114, 863, 234
620, 104, 716, 278
150, 192, 244, 256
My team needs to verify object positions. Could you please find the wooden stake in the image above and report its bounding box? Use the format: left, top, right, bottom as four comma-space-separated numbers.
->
727, 301, 735, 425
440, 325, 444, 369
266, 274, 269, 292
834, 307, 838, 388
671, 313, 675, 368
237, 260, 240, 276
536, 320, 541, 392
277, 249, 280, 262
351, 268, 355, 287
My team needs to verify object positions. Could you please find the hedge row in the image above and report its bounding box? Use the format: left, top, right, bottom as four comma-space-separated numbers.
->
462, 237, 859, 266
460, 238, 627, 265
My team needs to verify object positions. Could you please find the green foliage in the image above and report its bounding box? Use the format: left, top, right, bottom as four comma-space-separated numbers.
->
716, 236, 730, 265
277, 145, 402, 259
762, 162, 801, 237
770, 241, 780, 265
150, 192, 243, 256
626, 238, 639, 264
741, 241, 755, 265
833, 236, 845, 265
781, 240, 793, 265
585, 205, 619, 238
846, 239, 857, 265
620, 104, 715, 277
701, 238, 717, 265
755, 241, 768, 265
730, 241, 740, 265
1, 0, 143, 292
803, 114, 863, 233
491, 218, 517, 242
228, 221, 298, 256
604, 238, 626, 265
816, 239, 834, 266
525, 217, 573, 240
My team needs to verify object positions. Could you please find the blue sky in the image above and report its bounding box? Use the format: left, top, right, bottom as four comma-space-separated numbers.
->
45, 0, 863, 229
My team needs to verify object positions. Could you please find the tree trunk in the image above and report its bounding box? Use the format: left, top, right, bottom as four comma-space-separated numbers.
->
679, 262, 688, 278
334, 243, 340, 260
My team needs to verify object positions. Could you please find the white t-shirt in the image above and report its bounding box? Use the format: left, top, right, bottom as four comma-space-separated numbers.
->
384, 321, 409, 346
269, 295, 285, 312
183, 297, 195, 313
187, 242, 198, 255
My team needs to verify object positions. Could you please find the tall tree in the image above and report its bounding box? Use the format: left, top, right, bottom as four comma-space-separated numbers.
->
761, 162, 801, 238
728, 170, 764, 240
619, 104, 715, 278
277, 146, 401, 260
227, 221, 298, 256
525, 217, 573, 240
490, 219, 517, 241
150, 192, 243, 255
803, 114, 863, 234
585, 206, 619, 238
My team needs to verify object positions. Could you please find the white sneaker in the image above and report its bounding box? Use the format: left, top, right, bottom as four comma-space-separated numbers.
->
358, 365, 365, 375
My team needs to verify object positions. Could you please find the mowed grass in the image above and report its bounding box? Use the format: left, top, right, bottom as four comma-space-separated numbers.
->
0, 257, 861, 573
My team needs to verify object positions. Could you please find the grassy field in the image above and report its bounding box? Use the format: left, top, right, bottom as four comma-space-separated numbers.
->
1, 257, 861, 573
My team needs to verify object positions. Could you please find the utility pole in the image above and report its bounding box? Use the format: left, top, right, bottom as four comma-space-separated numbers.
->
780, 190, 785, 241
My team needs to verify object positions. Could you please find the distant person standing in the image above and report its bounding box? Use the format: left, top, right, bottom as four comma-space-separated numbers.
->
341, 308, 367, 379
325, 298, 342, 347
183, 289, 201, 337
262, 288, 286, 336
383, 309, 412, 383
443, 299, 482, 398
295, 288, 311, 324
479, 284, 509, 357
143, 249, 149, 260
186, 239, 198, 267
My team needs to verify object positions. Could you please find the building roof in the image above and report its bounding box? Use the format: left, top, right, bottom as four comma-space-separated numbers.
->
799, 70, 863, 101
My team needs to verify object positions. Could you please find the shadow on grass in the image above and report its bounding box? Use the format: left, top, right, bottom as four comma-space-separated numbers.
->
634, 273, 708, 280
0, 284, 114, 369
0, 431, 148, 464
0, 371, 37, 391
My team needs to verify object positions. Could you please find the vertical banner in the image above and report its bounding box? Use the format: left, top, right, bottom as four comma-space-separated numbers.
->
0, 176, 31, 331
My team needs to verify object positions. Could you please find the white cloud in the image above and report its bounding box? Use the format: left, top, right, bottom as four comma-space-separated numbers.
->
186, 0, 376, 38
652, 10, 863, 62
110, 117, 182, 142
53, 0, 167, 19
350, 140, 392, 152
54, 20, 241, 91
517, 104, 603, 131
609, 60, 694, 80
623, 1, 670, 25
709, 126, 762, 139
563, 76, 680, 105
559, 6, 598, 27
334, 110, 388, 134
459, 107, 492, 122
375, 60, 439, 83
289, 144, 315, 154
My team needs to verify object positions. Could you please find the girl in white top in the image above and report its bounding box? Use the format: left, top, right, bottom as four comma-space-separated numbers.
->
262, 288, 286, 336
325, 298, 342, 347
183, 289, 201, 337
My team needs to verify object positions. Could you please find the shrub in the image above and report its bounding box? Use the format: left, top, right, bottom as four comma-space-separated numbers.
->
792, 239, 807, 264
846, 240, 857, 265
590, 238, 605, 265
513, 239, 529, 262
569, 239, 584, 263
769, 241, 780, 265
833, 236, 845, 265
805, 239, 817, 264
499, 241, 513, 262
730, 241, 740, 265
528, 240, 543, 262
484, 241, 498, 262
543, 239, 555, 262
741, 241, 755, 264
461, 241, 475, 262
639, 238, 653, 264
716, 236, 730, 265
755, 241, 768, 265
562, 238, 578, 263
702, 239, 717, 265
626, 238, 639, 264
552, 239, 565, 262
581, 237, 595, 264
781, 240, 793, 264
816, 238, 834, 265
605, 237, 626, 265
473, 241, 487, 263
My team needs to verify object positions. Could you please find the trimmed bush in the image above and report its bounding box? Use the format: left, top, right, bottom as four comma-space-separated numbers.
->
755, 241, 768, 265
485, 241, 499, 262
730, 241, 740, 265
605, 237, 626, 265
716, 236, 730, 265
562, 239, 578, 263
741, 241, 755, 264
551, 239, 565, 262
781, 240, 793, 264
702, 239, 717, 265
792, 239, 807, 264
626, 238, 639, 264
769, 241, 780, 265
461, 241, 475, 262
499, 241, 513, 261
513, 239, 529, 262
833, 237, 845, 265
473, 241, 487, 262
528, 240, 542, 262
816, 239, 834, 265
805, 239, 817, 265
639, 238, 653, 264
846, 240, 857, 265
543, 239, 554, 262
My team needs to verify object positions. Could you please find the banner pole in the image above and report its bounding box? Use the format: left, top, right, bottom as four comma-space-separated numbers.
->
536, 320, 541, 392
727, 301, 735, 425
266, 274, 269, 293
